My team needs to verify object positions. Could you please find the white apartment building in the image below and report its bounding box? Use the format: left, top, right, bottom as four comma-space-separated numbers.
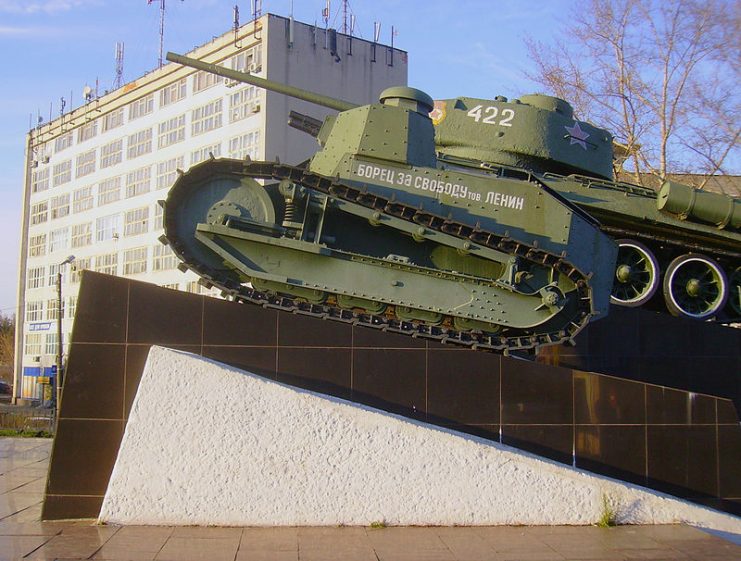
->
15, 13, 408, 400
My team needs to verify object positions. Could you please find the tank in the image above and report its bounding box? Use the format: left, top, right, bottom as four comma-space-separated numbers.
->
163, 53, 741, 326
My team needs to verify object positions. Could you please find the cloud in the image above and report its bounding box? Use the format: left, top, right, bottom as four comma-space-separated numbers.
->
0, 0, 100, 14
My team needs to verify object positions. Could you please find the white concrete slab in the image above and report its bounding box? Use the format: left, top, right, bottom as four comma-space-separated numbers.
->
99, 346, 741, 533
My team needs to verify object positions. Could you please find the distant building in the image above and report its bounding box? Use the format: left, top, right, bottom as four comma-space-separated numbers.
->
15, 14, 408, 401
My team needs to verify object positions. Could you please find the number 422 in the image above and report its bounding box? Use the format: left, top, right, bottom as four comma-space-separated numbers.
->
466, 105, 515, 127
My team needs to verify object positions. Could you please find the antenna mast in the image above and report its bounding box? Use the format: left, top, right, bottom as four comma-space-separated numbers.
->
148, 0, 172, 68
114, 42, 125, 89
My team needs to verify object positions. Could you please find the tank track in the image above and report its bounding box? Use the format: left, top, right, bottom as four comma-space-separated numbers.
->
165, 159, 597, 353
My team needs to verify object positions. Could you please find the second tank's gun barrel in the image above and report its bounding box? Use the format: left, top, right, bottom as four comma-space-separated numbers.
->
166, 52, 358, 112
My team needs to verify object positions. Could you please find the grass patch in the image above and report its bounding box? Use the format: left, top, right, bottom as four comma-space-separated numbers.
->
0, 428, 53, 438
369, 520, 387, 529
595, 494, 618, 528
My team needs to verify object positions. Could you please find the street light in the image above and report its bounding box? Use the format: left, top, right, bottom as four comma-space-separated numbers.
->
54, 255, 75, 414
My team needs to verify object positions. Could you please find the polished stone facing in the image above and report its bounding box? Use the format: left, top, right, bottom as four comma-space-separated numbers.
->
43, 272, 741, 521
3, 438, 741, 561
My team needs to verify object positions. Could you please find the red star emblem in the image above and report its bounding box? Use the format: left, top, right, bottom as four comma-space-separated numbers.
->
564, 122, 590, 150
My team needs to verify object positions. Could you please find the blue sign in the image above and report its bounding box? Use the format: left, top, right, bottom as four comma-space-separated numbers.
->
29, 322, 52, 332
22, 366, 55, 378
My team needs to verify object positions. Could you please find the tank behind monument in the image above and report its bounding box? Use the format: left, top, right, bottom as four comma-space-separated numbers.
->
161, 53, 621, 354
163, 52, 739, 324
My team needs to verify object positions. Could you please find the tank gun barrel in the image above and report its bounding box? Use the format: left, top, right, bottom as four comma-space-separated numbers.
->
166, 52, 358, 112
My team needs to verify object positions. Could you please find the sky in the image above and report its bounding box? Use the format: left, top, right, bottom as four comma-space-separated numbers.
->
0, 0, 572, 317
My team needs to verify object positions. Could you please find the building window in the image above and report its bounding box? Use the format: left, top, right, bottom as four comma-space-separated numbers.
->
153, 243, 177, 271
29, 234, 46, 258
48, 263, 59, 286
94, 252, 118, 275
231, 45, 262, 73
49, 227, 69, 253
71, 222, 92, 248
27, 266, 45, 289
24, 333, 42, 356
72, 186, 94, 213
50, 194, 71, 220
129, 94, 154, 120
154, 203, 164, 229
52, 159, 72, 187
31, 201, 48, 225
158, 114, 186, 148
190, 144, 221, 166
25, 301, 44, 322
77, 120, 98, 143
160, 78, 187, 107
46, 299, 63, 321
75, 149, 96, 178
185, 281, 203, 294
100, 138, 123, 168
161, 283, 179, 290
191, 99, 222, 136
229, 86, 260, 122
67, 295, 78, 316
124, 207, 149, 237
45, 332, 59, 356
31, 168, 50, 193
156, 156, 184, 190
228, 130, 261, 160
102, 108, 124, 132
54, 132, 73, 153
127, 128, 152, 159
70, 258, 90, 283
193, 70, 223, 93
123, 247, 147, 275
125, 166, 151, 198
98, 176, 121, 206
96, 213, 120, 242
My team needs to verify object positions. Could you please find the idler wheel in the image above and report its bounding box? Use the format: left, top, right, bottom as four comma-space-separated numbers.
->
610, 240, 660, 307
728, 266, 741, 317
662, 253, 728, 320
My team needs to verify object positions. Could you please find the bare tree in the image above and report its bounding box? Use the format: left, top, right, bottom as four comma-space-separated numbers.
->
526, 0, 740, 188
0, 313, 14, 375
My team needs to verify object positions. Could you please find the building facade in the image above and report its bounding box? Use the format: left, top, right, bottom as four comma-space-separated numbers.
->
15, 14, 407, 401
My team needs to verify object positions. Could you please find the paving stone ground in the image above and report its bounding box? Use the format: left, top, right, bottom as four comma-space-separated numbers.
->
1, 437, 740, 561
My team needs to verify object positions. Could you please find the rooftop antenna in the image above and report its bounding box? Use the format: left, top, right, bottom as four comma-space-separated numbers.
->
342, 0, 348, 34
114, 42, 125, 89
233, 4, 240, 47
322, 0, 330, 29
148, 0, 183, 68
373, 21, 381, 43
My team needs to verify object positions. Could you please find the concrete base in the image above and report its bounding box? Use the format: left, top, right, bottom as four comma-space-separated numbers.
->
99, 346, 741, 532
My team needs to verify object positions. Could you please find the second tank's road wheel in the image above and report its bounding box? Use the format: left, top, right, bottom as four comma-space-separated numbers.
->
662, 254, 728, 320
610, 239, 660, 307
728, 266, 741, 318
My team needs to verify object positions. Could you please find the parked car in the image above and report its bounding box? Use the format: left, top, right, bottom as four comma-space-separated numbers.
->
0, 381, 11, 395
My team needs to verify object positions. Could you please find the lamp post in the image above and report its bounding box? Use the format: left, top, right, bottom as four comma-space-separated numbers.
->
54, 255, 75, 414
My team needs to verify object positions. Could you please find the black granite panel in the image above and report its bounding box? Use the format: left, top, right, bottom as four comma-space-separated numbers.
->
427, 349, 500, 426
501, 360, 572, 425
575, 425, 646, 485
203, 297, 278, 346
276, 347, 352, 400
501, 425, 573, 465
202, 346, 277, 380
73, 272, 129, 343
277, 312, 352, 347
688, 320, 741, 358
46, 419, 124, 497
352, 325, 425, 349
646, 386, 717, 425
62, 344, 125, 420
438, 424, 500, 443
638, 312, 693, 358
647, 426, 719, 497
718, 425, 741, 499
717, 399, 740, 424
127, 282, 203, 345
586, 306, 640, 358
573, 372, 645, 425
352, 349, 426, 418
41, 495, 105, 521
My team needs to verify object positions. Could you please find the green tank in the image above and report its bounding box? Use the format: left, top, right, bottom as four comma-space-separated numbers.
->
160, 52, 731, 353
